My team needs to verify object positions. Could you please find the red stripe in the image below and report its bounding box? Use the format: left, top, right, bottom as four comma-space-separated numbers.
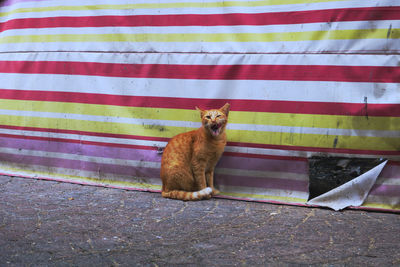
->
388, 161, 400, 166
1, 61, 399, 83
1, 89, 399, 117
1, 7, 399, 31
1, 125, 398, 157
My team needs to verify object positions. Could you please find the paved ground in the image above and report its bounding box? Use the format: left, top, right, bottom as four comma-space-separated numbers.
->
0, 175, 399, 266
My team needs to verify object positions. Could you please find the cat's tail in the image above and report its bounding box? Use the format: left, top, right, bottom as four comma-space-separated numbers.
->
161, 187, 212, 201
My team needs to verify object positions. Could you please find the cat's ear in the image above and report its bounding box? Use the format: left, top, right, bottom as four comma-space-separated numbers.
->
220, 103, 230, 117
196, 106, 205, 118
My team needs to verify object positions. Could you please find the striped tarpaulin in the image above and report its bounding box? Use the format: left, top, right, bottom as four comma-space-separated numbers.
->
0, 0, 399, 211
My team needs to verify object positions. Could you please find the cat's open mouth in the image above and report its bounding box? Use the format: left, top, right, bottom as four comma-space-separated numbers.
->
210, 124, 222, 136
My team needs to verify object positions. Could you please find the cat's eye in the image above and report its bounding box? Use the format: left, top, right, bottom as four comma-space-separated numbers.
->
216, 115, 221, 118
206, 116, 211, 119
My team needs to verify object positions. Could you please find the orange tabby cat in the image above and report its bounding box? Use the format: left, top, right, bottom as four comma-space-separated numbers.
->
160, 103, 230, 201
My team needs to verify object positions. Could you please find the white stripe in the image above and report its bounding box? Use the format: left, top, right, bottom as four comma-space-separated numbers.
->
1, 73, 398, 104
0, 39, 397, 55
224, 145, 307, 157
1, 39, 399, 54
0, 127, 168, 148
1, 109, 399, 138
1, 51, 399, 67
228, 124, 400, 138
375, 177, 400, 186
3, 20, 397, 37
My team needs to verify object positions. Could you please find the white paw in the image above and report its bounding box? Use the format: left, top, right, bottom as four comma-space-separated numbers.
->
202, 187, 212, 195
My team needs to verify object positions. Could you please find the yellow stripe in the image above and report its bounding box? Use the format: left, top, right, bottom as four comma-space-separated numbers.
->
1, 29, 398, 44
228, 129, 399, 151
1, 99, 399, 131
221, 191, 307, 203
0, 99, 198, 126
0, 0, 347, 18
232, 110, 400, 132
362, 202, 400, 211
1, 114, 398, 151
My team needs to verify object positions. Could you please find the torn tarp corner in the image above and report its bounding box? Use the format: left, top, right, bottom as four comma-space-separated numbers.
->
307, 161, 388, 211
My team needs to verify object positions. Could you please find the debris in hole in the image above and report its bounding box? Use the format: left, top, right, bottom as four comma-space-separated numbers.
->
308, 157, 385, 200
154, 145, 165, 154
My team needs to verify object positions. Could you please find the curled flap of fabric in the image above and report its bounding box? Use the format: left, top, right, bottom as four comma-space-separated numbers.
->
307, 160, 388, 211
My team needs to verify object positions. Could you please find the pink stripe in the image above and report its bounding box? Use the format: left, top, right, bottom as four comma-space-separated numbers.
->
1, 0, 43, 7
0, 135, 162, 163
218, 155, 308, 174
380, 164, 400, 179
215, 173, 308, 192
369, 184, 400, 197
